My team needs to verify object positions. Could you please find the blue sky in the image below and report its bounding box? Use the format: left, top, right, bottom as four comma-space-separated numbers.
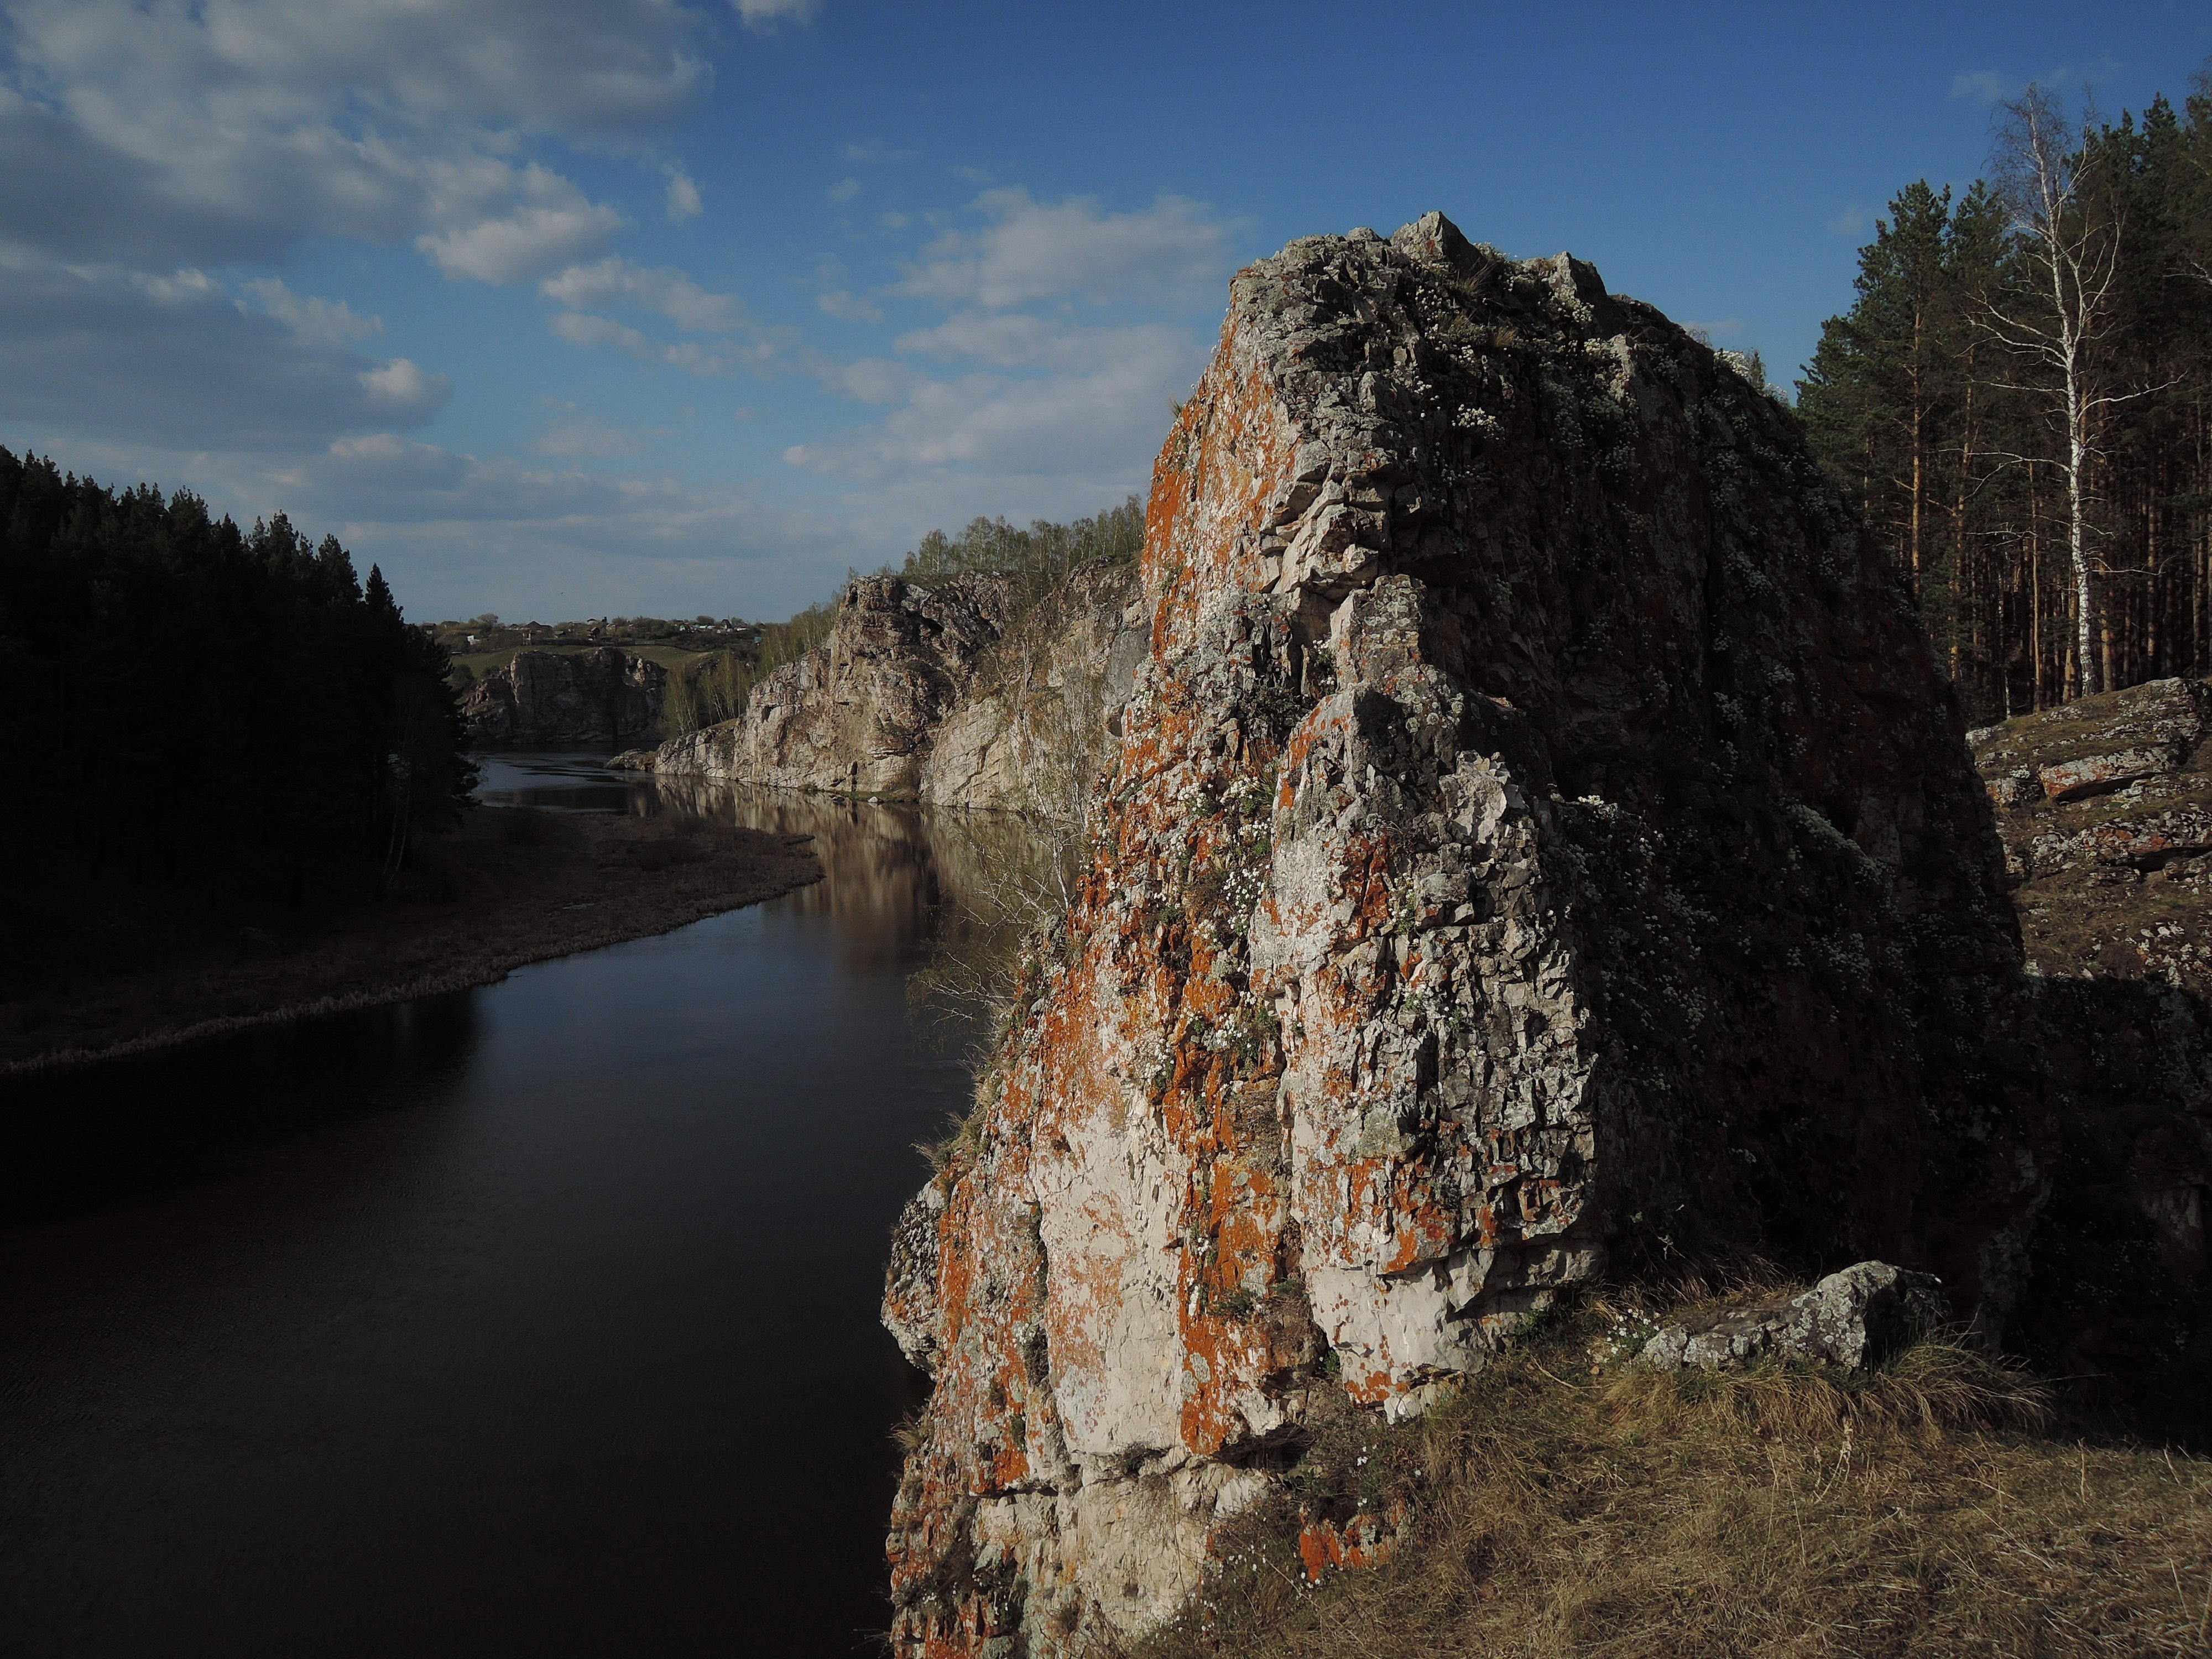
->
3, 1, 2207, 624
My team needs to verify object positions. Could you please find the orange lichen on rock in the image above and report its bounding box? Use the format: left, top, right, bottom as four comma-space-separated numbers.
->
1296, 1499, 1410, 1582
879, 212, 2049, 1656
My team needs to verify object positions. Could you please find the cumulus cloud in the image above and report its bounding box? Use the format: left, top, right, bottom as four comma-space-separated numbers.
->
789, 327, 1197, 481
246, 277, 380, 343
538, 256, 781, 376
547, 309, 739, 375
817, 289, 885, 323
734, 0, 821, 29
665, 168, 703, 221
540, 257, 746, 333
0, 0, 705, 271
419, 195, 625, 284
358, 358, 453, 415
0, 255, 449, 448
898, 189, 1236, 308
894, 314, 1183, 372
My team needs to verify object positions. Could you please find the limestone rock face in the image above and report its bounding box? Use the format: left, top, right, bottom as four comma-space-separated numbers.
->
919, 562, 1149, 817
1639, 1261, 1952, 1373
461, 648, 665, 747
653, 574, 1011, 795
642, 565, 1147, 815
881, 213, 2052, 1655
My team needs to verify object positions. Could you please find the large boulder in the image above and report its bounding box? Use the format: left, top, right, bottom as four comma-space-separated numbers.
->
881, 213, 2052, 1655
1638, 1261, 1952, 1373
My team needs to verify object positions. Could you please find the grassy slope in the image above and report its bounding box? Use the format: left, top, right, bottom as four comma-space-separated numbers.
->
1134, 1290, 2212, 1658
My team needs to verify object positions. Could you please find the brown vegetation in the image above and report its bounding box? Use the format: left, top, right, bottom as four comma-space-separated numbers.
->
1133, 1291, 2211, 1658
3, 805, 819, 1074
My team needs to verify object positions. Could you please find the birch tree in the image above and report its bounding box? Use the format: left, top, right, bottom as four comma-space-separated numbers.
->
1979, 87, 2131, 696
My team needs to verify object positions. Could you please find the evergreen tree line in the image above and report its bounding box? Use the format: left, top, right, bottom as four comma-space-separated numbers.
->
0, 447, 472, 896
663, 495, 1145, 735
1799, 66, 2212, 720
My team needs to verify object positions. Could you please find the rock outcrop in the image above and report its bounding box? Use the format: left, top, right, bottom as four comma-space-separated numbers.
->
637, 565, 1149, 816
649, 575, 1011, 796
461, 648, 665, 748
919, 563, 1148, 818
1968, 681, 2212, 1434
880, 213, 2052, 1654
1639, 1261, 1952, 1373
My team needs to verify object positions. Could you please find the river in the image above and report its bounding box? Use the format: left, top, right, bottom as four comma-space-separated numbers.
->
0, 757, 1025, 1657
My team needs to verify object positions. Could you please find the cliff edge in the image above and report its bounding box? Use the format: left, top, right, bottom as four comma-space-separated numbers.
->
879, 213, 2053, 1654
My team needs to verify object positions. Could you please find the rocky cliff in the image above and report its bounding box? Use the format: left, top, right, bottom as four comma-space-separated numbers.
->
639, 565, 1147, 817
648, 575, 1011, 796
461, 648, 665, 748
878, 213, 2053, 1655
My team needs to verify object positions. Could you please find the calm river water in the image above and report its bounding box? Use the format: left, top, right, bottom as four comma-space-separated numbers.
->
0, 757, 1016, 1656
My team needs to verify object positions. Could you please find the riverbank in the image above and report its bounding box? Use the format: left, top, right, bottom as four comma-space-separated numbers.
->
2, 806, 821, 1075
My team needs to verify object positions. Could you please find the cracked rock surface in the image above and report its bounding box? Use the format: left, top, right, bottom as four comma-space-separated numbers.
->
880, 213, 2052, 1656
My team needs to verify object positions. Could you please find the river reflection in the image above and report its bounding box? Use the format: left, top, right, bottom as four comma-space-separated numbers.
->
0, 758, 1030, 1657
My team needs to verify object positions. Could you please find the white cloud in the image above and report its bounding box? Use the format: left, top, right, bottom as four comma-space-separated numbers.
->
246, 276, 381, 342
789, 327, 1196, 481
894, 313, 1182, 371
817, 289, 885, 323
665, 169, 703, 221
1950, 69, 2016, 105
417, 176, 627, 285
841, 140, 916, 164
0, 0, 707, 270
541, 257, 745, 332
827, 176, 862, 203
358, 357, 452, 415
898, 189, 1236, 309
1825, 205, 1872, 237
548, 309, 737, 375
0, 255, 448, 448
734, 0, 821, 28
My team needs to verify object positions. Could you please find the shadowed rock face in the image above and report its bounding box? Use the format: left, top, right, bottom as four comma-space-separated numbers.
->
461, 648, 665, 747
879, 213, 2053, 1655
1968, 680, 2212, 1437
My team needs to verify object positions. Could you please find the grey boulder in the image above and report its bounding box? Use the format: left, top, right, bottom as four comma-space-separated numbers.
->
1639, 1262, 1952, 1373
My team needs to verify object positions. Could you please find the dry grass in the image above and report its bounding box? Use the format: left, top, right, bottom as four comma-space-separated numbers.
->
1135, 1296, 2212, 1658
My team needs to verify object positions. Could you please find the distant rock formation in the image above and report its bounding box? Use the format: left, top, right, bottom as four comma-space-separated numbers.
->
878, 213, 2054, 1655
461, 648, 666, 748
635, 563, 1146, 817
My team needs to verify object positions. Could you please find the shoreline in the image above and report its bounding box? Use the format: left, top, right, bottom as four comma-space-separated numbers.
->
5, 809, 822, 1078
